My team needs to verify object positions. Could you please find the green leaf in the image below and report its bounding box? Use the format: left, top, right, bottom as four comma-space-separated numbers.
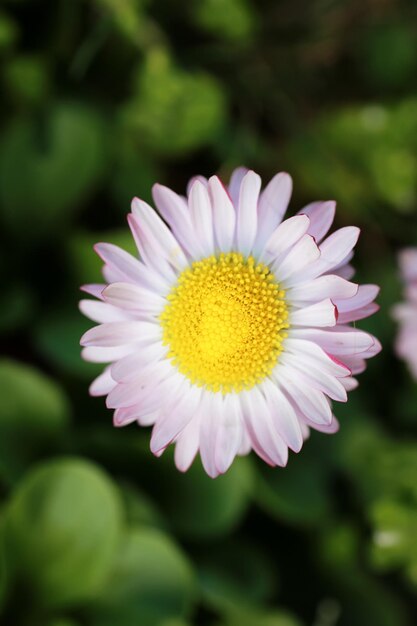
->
255, 438, 331, 526
152, 455, 254, 538
0, 359, 70, 484
369, 500, 417, 571
122, 49, 226, 156
4, 457, 123, 609
0, 102, 108, 241
193, 0, 256, 42
198, 539, 277, 614
90, 527, 196, 626
221, 609, 303, 626
4, 54, 50, 105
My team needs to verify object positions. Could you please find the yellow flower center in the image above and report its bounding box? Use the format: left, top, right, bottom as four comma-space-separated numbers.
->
160, 252, 289, 393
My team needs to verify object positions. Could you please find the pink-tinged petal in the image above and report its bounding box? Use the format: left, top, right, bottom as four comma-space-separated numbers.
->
80, 284, 106, 300
258, 215, 310, 265
333, 263, 355, 280
152, 183, 199, 257
215, 394, 243, 475
81, 345, 133, 363
80, 321, 161, 347
337, 302, 380, 324
241, 389, 288, 467
112, 342, 167, 382
290, 299, 337, 327
131, 197, 188, 272
341, 377, 359, 391
174, 415, 201, 472
199, 392, 220, 478
290, 327, 375, 356
113, 406, 141, 427
284, 338, 350, 377
399, 248, 417, 282
287, 275, 358, 304
391, 303, 416, 323
102, 282, 165, 313
238, 427, 252, 456
261, 378, 303, 451
309, 416, 340, 434
127, 213, 177, 281
110, 343, 167, 382
298, 200, 336, 242
79, 299, 132, 323
89, 367, 116, 397
237, 170, 261, 255
279, 353, 347, 402
335, 284, 380, 311
274, 365, 332, 425
150, 380, 201, 454
306, 227, 360, 279
341, 356, 366, 375
188, 180, 214, 257
255, 172, 293, 251
107, 362, 176, 409
208, 175, 235, 252
94, 242, 169, 292
273, 234, 320, 283
186, 175, 208, 195
228, 166, 249, 207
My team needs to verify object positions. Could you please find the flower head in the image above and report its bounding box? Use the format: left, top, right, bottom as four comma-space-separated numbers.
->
80, 168, 381, 477
393, 248, 417, 378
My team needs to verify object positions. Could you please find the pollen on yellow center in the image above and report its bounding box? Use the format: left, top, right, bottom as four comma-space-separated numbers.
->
160, 252, 289, 393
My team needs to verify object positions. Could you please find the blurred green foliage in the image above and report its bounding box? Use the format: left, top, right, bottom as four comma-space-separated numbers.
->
1, 0, 417, 624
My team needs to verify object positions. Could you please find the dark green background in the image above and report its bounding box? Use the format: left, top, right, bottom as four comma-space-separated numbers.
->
1, 0, 417, 624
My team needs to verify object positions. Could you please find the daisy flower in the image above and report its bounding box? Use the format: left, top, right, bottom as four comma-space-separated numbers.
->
80, 167, 381, 478
392, 248, 417, 379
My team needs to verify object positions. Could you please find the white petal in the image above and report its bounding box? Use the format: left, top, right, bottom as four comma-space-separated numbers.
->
306, 227, 360, 279
255, 172, 292, 251
215, 394, 243, 475
186, 175, 208, 195
80, 321, 161, 347
127, 213, 175, 280
334, 284, 379, 311
188, 180, 214, 257
399, 248, 417, 282
89, 366, 116, 397
110, 343, 167, 382
287, 275, 358, 304
150, 380, 202, 454
290, 299, 337, 327
333, 263, 355, 280
240, 388, 288, 466
258, 215, 310, 265
228, 166, 248, 206
94, 242, 168, 292
81, 345, 133, 363
200, 392, 223, 478
261, 378, 303, 451
131, 197, 188, 272
310, 416, 340, 434
79, 299, 131, 323
273, 235, 320, 283
152, 183, 199, 258
284, 338, 350, 376
290, 328, 375, 356
298, 200, 336, 242
107, 361, 176, 409
278, 354, 347, 402
275, 365, 332, 425
208, 175, 236, 252
237, 170, 261, 254
102, 282, 165, 313
174, 415, 201, 472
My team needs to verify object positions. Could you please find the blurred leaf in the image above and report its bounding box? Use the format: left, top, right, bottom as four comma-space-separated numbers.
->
369, 499, 417, 571
34, 309, 102, 379
122, 49, 226, 156
193, 0, 256, 42
3, 54, 50, 105
94, 0, 145, 43
198, 539, 277, 614
5, 457, 123, 609
153, 455, 254, 539
111, 141, 157, 208
358, 22, 417, 89
0, 283, 34, 334
0, 11, 18, 50
0, 359, 70, 484
120, 482, 166, 530
255, 438, 331, 526
220, 609, 303, 626
0, 102, 108, 241
90, 526, 196, 626
46, 620, 79, 626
